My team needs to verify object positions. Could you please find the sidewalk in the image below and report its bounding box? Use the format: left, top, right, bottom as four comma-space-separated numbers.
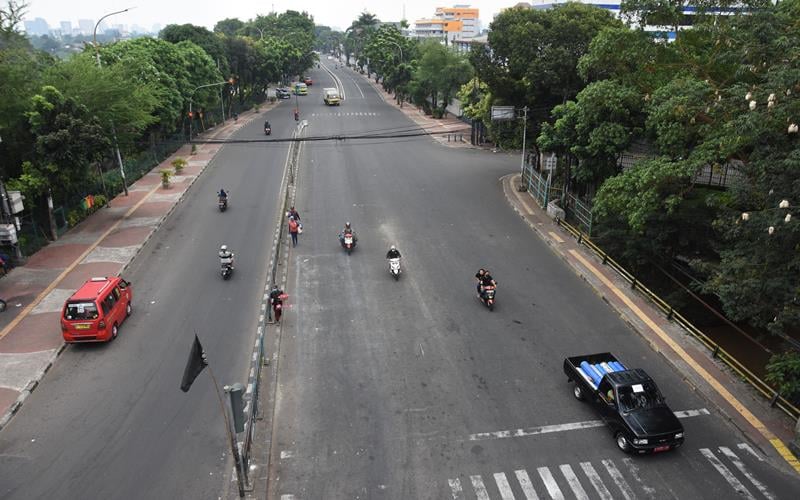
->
501, 173, 800, 475
0, 105, 271, 430
358, 71, 473, 148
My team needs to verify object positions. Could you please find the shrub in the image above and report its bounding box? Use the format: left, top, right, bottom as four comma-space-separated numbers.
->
171, 157, 187, 173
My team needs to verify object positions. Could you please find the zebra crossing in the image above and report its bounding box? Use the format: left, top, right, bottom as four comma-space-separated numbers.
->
448, 443, 776, 500
309, 112, 381, 118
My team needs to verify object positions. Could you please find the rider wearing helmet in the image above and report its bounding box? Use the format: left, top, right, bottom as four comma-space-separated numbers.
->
386, 245, 401, 259
219, 244, 235, 269
339, 221, 357, 243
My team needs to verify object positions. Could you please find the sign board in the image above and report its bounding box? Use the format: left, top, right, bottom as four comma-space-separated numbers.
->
491, 106, 515, 121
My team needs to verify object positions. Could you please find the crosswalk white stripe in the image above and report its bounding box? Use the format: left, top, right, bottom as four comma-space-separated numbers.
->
579, 462, 613, 500
601, 459, 636, 500
494, 472, 516, 500
559, 464, 589, 500
515, 470, 540, 500
537, 467, 565, 500
448, 478, 463, 499
470, 475, 491, 500
621, 458, 656, 498
737, 443, 765, 461
719, 447, 775, 500
700, 448, 756, 500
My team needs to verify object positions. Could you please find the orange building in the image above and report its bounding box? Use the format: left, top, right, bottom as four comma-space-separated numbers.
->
414, 5, 481, 41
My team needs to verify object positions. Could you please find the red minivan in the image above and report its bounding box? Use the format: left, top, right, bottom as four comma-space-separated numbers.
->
61, 276, 132, 343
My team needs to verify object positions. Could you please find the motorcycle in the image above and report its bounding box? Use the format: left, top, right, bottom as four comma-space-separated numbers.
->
271, 293, 287, 322
218, 197, 228, 212
264, 124, 271, 135
341, 233, 356, 255
388, 257, 401, 280
478, 285, 497, 311
221, 263, 233, 280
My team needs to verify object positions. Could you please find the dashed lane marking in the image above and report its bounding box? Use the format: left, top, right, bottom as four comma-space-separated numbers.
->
467, 408, 708, 441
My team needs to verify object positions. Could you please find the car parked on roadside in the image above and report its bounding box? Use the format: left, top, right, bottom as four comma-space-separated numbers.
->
276, 87, 291, 99
61, 276, 132, 343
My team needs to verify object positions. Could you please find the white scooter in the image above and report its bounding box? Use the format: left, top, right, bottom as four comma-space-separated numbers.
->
388, 257, 401, 280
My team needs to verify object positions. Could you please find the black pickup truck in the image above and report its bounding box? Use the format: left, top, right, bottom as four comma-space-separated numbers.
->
564, 352, 684, 454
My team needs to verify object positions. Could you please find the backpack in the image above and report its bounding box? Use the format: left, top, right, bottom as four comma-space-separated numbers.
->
288, 219, 298, 232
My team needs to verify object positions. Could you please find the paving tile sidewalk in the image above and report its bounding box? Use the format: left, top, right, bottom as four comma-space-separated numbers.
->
501, 173, 800, 474
356, 70, 473, 148
0, 105, 272, 430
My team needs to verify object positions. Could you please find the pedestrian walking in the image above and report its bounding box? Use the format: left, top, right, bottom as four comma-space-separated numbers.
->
286, 206, 301, 222
288, 216, 300, 247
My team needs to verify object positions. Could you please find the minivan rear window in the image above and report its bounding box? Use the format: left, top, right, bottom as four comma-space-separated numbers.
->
65, 301, 99, 320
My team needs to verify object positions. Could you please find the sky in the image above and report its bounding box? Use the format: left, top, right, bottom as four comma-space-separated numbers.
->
22, 0, 521, 33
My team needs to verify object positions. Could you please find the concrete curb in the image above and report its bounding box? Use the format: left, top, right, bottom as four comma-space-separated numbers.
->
500, 173, 798, 472
0, 109, 268, 432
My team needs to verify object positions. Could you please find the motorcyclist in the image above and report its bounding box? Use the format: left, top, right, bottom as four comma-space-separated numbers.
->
478, 270, 496, 296
218, 188, 228, 202
386, 245, 401, 259
264, 120, 271, 131
269, 285, 283, 305
219, 244, 235, 269
339, 222, 358, 245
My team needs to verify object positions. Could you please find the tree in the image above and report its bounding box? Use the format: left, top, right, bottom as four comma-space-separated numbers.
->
214, 18, 244, 37
0, 0, 27, 48
160, 24, 229, 75
409, 39, 472, 117
538, 80, 644, 187
346, 12, 379, 71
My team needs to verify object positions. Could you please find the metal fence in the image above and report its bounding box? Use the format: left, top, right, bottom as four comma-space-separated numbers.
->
522, 162, 559, 208
563, 191, 593, 236
555, 218, 800, 420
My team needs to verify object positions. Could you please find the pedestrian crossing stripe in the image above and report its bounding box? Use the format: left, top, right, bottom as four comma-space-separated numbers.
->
448, 444, 775, 500
309, 112, 380, 117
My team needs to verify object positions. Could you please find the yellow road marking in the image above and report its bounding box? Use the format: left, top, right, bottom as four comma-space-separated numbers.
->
568, 249, 800, 473
0, 181, 164, 342
548, 232, 565, 243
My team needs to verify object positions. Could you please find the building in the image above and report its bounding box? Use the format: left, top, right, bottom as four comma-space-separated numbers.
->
59, 21, 72, 36
414, 5, 480, 42
23, 17, 49, 36
78, 19, 94, 35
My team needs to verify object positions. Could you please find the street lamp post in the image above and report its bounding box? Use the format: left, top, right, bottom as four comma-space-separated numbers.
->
189, 81, 229, 142
94, 8, 133, 196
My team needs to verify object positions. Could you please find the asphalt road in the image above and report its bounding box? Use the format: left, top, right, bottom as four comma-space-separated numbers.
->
0, 99, 296, 497
268, 61, 800, 499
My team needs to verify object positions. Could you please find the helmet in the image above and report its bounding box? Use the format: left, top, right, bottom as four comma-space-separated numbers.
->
345, 222, 351, 228
390, 245, 396, 251
220, 245, 228, 252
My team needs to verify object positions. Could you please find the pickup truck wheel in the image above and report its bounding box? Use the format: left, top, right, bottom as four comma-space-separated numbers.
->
615, 432, 632, 453
573, 383, 585, 401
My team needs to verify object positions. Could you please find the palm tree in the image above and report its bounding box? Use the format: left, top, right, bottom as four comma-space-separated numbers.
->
346, 12, 379, 71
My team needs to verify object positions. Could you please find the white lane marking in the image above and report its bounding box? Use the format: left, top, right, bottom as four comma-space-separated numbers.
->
448, 478, 463, 499
737, 443, 765, 462
280, 450, 294, 459
579, 462, 613, 500
601, 459, 635, 500
515, 469, 540, 500
673, 408, 710, 418
470, 475, 491, 500
494, 472, 516, 500
719, 447, 775, 500
280, 496, 296, 500
468, 408, 708, 441
621, 458, 656, 498
559, 464, 589, 500
700, 448, 756, 500
537, 467, 564, 500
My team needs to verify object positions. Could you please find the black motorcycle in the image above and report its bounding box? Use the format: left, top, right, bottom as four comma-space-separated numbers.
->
218, 197, 228, 212
264, 123, 272, 135
221, 263, 233, 280
478, 285, 497, 311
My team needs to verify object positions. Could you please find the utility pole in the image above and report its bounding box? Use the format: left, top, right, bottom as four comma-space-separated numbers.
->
519, 105, 529, 181
94, 8, 133, 196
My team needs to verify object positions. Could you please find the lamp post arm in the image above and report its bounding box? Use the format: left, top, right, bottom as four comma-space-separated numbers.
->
93, 8, 133, 66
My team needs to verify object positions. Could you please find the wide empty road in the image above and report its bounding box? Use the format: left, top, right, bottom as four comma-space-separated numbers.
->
268, 62, 800, 499
0, 103, 296, 498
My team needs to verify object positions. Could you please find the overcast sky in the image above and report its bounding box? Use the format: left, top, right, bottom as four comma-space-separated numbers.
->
23, 0, 519, 32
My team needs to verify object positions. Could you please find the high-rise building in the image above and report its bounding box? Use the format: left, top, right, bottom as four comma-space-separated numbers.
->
78, 19, 94, 35
60, 21, 72, 36
414, 5, 480, 42
23, 17, 49, 36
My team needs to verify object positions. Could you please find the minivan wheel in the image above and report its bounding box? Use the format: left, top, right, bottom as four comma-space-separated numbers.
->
615, 432, 632, 453
573, 383, 585, 401
111, 323, 119, 340
126, 303, 132, 317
